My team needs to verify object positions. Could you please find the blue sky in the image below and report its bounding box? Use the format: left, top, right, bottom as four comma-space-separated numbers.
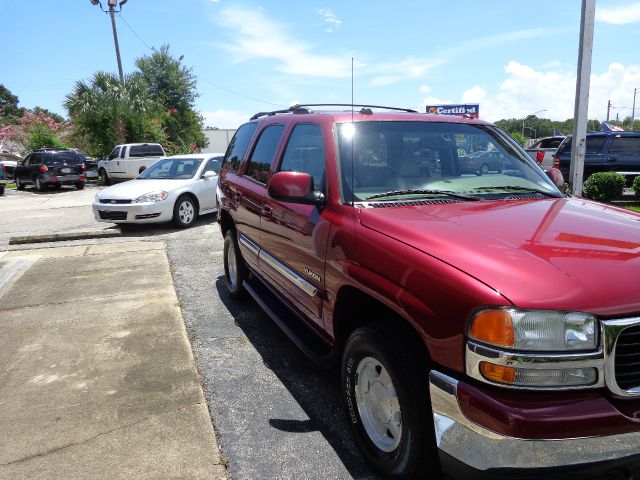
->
2, 0, 640, 128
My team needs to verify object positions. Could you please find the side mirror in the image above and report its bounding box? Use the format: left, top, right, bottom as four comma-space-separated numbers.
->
268, 171, 325, 205
202, 170, 216, 179
545, 168, 564, 189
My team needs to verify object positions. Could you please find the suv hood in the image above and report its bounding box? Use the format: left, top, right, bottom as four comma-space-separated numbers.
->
359, 198, 640, 316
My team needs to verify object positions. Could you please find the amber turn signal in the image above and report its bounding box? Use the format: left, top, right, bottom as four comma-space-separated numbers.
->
468, 309, 515, 347
480, 362, 516, 384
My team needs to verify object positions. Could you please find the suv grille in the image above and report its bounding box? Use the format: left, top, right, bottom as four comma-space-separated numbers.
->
614, 325, 640, 391
98, 210, 128, 220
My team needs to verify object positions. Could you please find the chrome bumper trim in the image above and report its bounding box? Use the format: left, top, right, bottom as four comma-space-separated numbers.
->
429, 370, 640, 471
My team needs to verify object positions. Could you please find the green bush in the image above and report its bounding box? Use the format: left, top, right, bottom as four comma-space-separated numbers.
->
583, 172, 625, 202
633, 175, 640, 196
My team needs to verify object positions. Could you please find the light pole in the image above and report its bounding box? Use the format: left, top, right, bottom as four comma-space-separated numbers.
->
522, 110, 547, 139
632, 88, 638, 131
90, 0, 128, 83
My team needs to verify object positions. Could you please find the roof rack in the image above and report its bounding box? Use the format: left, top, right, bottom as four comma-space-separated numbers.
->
250, 103, 418, 121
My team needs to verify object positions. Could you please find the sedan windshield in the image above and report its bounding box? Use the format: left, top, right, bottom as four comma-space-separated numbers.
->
138, 158, 203, 180
336, 121, 561, 202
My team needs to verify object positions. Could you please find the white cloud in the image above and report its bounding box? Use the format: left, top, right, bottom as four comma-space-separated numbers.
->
202, 109, 250, 129
316, 8, 342, 32
596, 2, 640, 24
218, 7, 351, 78
453, 62, 640, 122
418, 85, 431, 94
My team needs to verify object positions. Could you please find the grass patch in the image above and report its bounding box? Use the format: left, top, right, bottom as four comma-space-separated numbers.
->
624, 205, 640, 212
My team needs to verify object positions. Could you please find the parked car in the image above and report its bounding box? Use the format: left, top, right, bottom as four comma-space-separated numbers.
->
555, 132, 640, 184
0, 162, 6, 195
14, 148, 86, 191
97, 143, 166, 185
0, 153, 19, 179
72, 149, 98, 180
218, 104, 640, 479
459, 149, 505, 174
525, 135, 565, 169
93, 153, 222, 228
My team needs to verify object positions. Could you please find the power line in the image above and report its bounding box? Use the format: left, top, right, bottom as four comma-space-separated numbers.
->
117, 13, 153, 51
117, 14, 285, 108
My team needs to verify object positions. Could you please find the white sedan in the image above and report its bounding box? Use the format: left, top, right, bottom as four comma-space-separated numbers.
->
93, 153, 223, 228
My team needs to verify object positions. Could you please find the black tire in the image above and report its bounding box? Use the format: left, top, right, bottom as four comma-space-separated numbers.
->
342, 322, 438, 479
172, 194, 197, 228
75, 182, 85, 190
480, 163, 489, 175
223, 229, 248, 299
54, 183, 62, 190
99, 168, 111, 186
15, 177, 25, 190
35, 176, 47, 192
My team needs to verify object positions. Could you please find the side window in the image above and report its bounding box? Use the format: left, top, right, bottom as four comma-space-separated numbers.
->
245, 125, 285, 184
222, 123, 258, 173
204, 157, 222, 174
120, 146, 127, 158
609, 137, 640, 154
23, 154, 31, 166
279, 124, 326, 193
32, 153, 42, 164
108, 147, 120, 160
586, 136, 607, 153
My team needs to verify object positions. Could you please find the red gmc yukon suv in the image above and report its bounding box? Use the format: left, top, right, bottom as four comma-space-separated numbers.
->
217, 104, 640, 479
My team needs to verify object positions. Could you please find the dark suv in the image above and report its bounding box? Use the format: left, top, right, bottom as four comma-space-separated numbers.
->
14, 149, 87, 191
218, 104, 640, 479
555, 131, 640, 184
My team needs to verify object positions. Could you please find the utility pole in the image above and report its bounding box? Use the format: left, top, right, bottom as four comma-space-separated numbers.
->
632, 88, 638, 131
606, 99, 611, 122
569, 0, 595, 197
90, 0, 128, 83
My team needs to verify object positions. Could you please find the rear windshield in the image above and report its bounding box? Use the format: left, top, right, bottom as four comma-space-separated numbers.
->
557, 136, 608, 154
44, 152, 83, 165
537, 138, 564, 149
129, 144, 165, 157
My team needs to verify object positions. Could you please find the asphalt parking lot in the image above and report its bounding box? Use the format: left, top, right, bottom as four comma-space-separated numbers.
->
0, 185, 377, 480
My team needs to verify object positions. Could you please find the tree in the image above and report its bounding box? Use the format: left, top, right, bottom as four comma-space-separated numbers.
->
32, 106, 65, 123
134, 44, 207, 153
64, 72, 164, 157
0, 84, 25, 123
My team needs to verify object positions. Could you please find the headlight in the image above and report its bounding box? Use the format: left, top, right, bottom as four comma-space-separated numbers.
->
134, 191, 168, 203
468, 308, 597, 351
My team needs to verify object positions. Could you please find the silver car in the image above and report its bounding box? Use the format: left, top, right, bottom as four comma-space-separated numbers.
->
92, 153, 223, 228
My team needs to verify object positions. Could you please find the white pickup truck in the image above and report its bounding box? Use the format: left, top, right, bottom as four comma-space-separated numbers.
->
97, 143, 166, 185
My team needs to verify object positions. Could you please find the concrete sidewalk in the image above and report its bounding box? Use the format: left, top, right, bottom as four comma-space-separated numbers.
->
0, 241, 227, 479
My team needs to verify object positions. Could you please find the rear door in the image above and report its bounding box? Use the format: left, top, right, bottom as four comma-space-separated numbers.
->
16, 154, 31, 182
260, 123, 332, 325
607, 135, 640, 173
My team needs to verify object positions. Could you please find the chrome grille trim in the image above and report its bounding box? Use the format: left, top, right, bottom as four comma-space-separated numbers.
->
602, 317, 640, 397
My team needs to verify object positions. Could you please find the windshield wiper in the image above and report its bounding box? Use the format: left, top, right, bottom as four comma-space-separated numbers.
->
474, 186, 563, 198
365, 189, 480, 201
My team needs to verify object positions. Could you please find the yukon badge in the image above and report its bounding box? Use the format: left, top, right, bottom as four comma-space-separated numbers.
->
304, 267, 321, 283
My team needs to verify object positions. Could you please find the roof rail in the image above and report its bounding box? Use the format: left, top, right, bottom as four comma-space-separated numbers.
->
249, 103, 417, 120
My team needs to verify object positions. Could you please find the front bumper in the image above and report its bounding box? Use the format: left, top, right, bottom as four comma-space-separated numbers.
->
430, 370, 640, 479
92, 201, 173, 223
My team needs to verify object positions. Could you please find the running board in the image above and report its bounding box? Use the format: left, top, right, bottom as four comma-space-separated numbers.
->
243, 279, 337, 367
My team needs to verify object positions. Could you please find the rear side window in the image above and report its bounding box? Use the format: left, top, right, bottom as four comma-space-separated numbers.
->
129, 144, 164, 157
246, 124, 285, 184
538, 138, 564, 149
222, 123, 258, 173
279, 124, 326, 193
609, 137, 640, 154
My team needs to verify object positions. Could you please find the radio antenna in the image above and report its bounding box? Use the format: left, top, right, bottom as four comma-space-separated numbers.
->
350, 57, 355, 206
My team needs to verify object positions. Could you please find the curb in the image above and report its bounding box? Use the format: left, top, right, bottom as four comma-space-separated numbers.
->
9, 229, 121, 245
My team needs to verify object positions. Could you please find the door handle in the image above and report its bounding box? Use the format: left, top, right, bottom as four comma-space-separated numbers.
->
262, 205, 273, 218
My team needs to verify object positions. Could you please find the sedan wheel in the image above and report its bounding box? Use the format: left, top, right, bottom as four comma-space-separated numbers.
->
173, 195, 197, 228
480, 163, 489, 175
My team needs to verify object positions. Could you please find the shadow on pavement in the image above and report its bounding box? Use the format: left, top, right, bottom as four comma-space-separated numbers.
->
116, 213, 218, 237
214, 276, 375, 480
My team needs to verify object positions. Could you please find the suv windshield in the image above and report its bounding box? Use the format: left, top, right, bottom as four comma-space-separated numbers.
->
336, 121, 560, 202
137, 158, 202, 179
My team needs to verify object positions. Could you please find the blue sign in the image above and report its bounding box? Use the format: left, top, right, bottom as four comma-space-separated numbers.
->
425, 104, 479, 118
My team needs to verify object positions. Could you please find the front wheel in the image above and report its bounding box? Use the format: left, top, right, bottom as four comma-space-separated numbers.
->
480, 163, 489, 175
15, 177, 25, 190
223, 229, 248, 299
172, 195, 197, 228
342, 323, 438, 479
98, 169, 110, 186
